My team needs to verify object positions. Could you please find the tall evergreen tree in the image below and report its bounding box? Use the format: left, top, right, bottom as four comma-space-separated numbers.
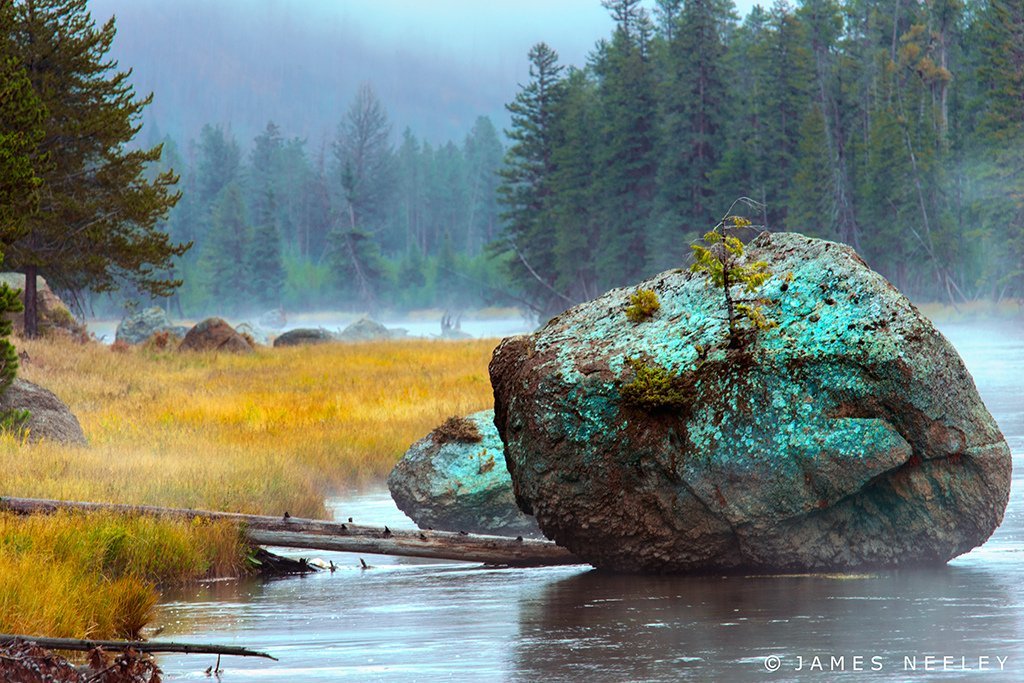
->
200, 183, 250, 311
593, 0, 660, 282
970, 0, 1024, 297
330, 83, 394, 309
494, 42, 569, 320
653, 0, 734, 268
2, 0, 188, 336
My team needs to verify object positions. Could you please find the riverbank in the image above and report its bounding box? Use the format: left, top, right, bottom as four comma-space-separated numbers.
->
0, 335, 496, 639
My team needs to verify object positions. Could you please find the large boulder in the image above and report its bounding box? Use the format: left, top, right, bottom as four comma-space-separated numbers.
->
273, 327, 334, 348
490, 232, 1012, 573
115, 307, 175, 345
0, 273, 87, 339
338, 318, 392, 342
0, 379, 86, 445
178, 317, 253, 353
388, 410, 543, 537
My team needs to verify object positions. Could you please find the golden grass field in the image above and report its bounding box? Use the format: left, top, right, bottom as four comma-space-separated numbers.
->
0, 335, 498, 639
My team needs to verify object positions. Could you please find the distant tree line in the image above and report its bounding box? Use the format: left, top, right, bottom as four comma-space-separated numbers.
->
5, 0, 1022, 327
497, 0, 1024, 320
140, 85, 506, 318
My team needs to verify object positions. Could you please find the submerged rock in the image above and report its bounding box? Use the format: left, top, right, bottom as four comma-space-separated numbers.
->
0, 379, 86, 445
115, 306, 175, 345
178, 317, 253, 353
388, 410, 543, 537
490, 232, 1011, 573
273, 327, 334, 348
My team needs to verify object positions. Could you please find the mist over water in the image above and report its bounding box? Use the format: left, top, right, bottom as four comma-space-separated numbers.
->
153, 322, 1024, 682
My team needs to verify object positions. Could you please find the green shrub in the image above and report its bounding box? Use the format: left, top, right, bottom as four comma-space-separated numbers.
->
620, 358, 690, 410
625, 288, 660, 323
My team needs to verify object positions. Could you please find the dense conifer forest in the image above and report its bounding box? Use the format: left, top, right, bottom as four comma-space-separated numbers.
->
98, 0, 1023, 319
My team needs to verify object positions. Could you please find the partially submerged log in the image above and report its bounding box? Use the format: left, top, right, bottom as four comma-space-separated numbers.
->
0, 634, 277, 660
0, 496, 581, 567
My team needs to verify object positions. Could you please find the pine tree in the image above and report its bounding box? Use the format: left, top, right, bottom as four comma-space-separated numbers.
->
330, 83, 394, 309
2, 0, 188, 337
462, 116, 504, 255
970, 0, 1024, 297
652, 0, 735, 271
593, 0, 659, 284
200, 183, 250, 311
494, 42, 569, 320
247, 190, 285, 309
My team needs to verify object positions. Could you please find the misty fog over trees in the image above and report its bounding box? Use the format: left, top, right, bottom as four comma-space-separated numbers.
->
92, 0, 1022, 321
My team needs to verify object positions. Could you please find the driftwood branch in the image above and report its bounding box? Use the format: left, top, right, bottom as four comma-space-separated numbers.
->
0, 634, 277, 660
0, 496, 580, 567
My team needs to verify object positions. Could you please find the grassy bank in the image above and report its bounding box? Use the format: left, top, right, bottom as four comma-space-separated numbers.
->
4, 336, 497, 517
0, 511, 247, 639
0, 336, 496, 638
916, 298, 1023, 324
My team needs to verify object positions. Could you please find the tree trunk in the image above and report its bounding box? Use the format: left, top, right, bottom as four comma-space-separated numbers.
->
22, 265, 38, 339
0, 634, 277, 660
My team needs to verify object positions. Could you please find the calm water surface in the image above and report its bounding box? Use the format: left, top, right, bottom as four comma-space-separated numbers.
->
155, 322, 1024, 681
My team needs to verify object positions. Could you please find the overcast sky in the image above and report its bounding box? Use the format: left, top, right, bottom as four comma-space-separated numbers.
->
85, 0, 760, 147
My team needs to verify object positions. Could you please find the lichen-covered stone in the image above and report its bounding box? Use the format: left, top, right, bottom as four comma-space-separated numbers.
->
490, 232, 1011, 573
388, 409, 543, 537
0, 379, 86, 445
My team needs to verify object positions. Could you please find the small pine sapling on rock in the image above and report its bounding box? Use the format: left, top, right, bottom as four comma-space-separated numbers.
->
690, 204, 775, 348
625, 288, 660, 323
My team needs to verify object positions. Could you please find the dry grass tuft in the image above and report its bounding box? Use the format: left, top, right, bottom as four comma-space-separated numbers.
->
0, 511, 248, 639
432, 415, 483, 444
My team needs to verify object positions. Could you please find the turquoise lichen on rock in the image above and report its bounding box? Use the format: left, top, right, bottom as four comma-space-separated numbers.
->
387, 409, 543, 537
490, 232, 1012, 573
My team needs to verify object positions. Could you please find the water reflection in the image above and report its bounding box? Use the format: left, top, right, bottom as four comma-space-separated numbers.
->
515, 567, 1022, 682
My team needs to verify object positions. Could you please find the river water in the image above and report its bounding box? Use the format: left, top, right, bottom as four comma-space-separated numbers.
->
154, 322, 1023, 681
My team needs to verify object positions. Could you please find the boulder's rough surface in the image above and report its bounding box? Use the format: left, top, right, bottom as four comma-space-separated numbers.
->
388, 410, 543, 537
0, 273, 87, 339
490, 232, 1011, 573
0, 379, 86, 445
115, 307, 175, 345
338, 318, 392, 342
273, 327, 334, 348
178, 317, 253, 353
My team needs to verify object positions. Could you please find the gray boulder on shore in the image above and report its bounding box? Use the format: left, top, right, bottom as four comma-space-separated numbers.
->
388, 409, 543, 537
337, 318, 394, 342
490, 232, 1012, 573
115, 307, 176, 345
273, 328, 334, 348
0, 379, 86, 445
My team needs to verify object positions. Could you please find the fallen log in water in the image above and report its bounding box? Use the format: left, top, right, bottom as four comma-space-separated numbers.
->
0, 496, 581, 567
0, 634, 277, 660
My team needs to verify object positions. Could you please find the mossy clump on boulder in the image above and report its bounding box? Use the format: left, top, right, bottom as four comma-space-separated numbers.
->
490, 232, 1011, 573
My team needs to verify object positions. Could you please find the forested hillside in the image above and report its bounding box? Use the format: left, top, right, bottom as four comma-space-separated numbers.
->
142, 0, 1023, 321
